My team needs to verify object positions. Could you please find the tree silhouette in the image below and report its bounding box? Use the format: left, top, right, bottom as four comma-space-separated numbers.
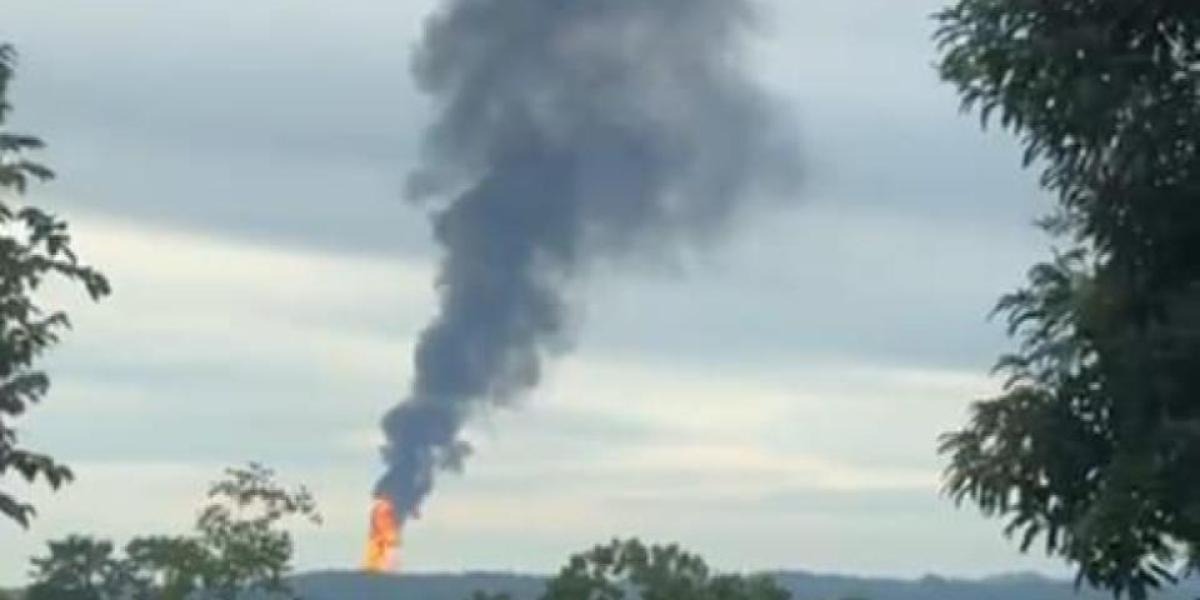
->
195, 463, 322, 600
0, 43, 110, 528
26, 536, 139, 600
934, 2, 1200, 598
474, 538, 789, 600
542, 538, 789, 600
123, 536, 210, 600
25, 464, 320, 600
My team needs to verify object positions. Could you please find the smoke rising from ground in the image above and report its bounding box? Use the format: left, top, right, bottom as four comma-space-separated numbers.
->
376, 0, 797, 518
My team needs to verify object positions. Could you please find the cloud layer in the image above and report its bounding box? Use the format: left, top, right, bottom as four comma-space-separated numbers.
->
2, 0, 1061, 585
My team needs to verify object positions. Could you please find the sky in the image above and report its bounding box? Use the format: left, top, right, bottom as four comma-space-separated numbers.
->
1, 0, 1068, 585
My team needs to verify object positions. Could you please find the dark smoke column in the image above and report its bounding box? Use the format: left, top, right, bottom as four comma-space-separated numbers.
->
377, 0, 796, 520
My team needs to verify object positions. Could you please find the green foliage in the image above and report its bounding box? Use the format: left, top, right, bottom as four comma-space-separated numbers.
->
25, 536, 138, 600
123, 536, 210, 599
0, 43, 110, 528
934, 2, 1200, 598
25, 464, 320, 600
195, 463, 322, 600
535, 538, 789, 600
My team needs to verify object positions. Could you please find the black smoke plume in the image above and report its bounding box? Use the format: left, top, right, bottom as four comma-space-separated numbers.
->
377, 0, 796, 519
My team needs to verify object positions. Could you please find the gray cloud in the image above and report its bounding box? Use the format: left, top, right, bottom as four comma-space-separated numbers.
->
3, 0, 1044, 256
0, 0, 1066, 583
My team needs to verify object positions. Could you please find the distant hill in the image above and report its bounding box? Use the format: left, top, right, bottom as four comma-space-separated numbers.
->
292, 569, 1200, 600
769, 571, 1199, 600
292, 571, 545, 600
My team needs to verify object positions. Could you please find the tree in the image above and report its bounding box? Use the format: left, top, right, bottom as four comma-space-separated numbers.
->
25, 464, 320, 600
0, 43, 110, 528
474, 538, 789, 600
934, 2, 1200, 598
123, 536, 210, 600
194, 463, 321, 600
25, 536, 139, 600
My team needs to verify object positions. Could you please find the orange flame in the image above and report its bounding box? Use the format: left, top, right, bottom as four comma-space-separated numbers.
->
364, 496, 401, 573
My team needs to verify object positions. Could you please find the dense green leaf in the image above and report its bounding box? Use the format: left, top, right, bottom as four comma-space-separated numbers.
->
530, 538, 789, 600
25, 465, 320, 600
935, 2, 1200, 598
0, 43, 109, 528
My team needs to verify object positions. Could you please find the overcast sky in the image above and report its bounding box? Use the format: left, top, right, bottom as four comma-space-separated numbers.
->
1, 0, 1067, 584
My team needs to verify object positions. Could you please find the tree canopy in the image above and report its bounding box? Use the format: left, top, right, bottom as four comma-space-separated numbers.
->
934, 2, 1200, 598
474, 538, 790, 600
26, 536, 137, 600
0, 43, 110, 528
25, 464, 320, 600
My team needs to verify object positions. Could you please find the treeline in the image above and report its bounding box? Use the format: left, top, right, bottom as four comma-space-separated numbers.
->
11, 465, 319, 600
